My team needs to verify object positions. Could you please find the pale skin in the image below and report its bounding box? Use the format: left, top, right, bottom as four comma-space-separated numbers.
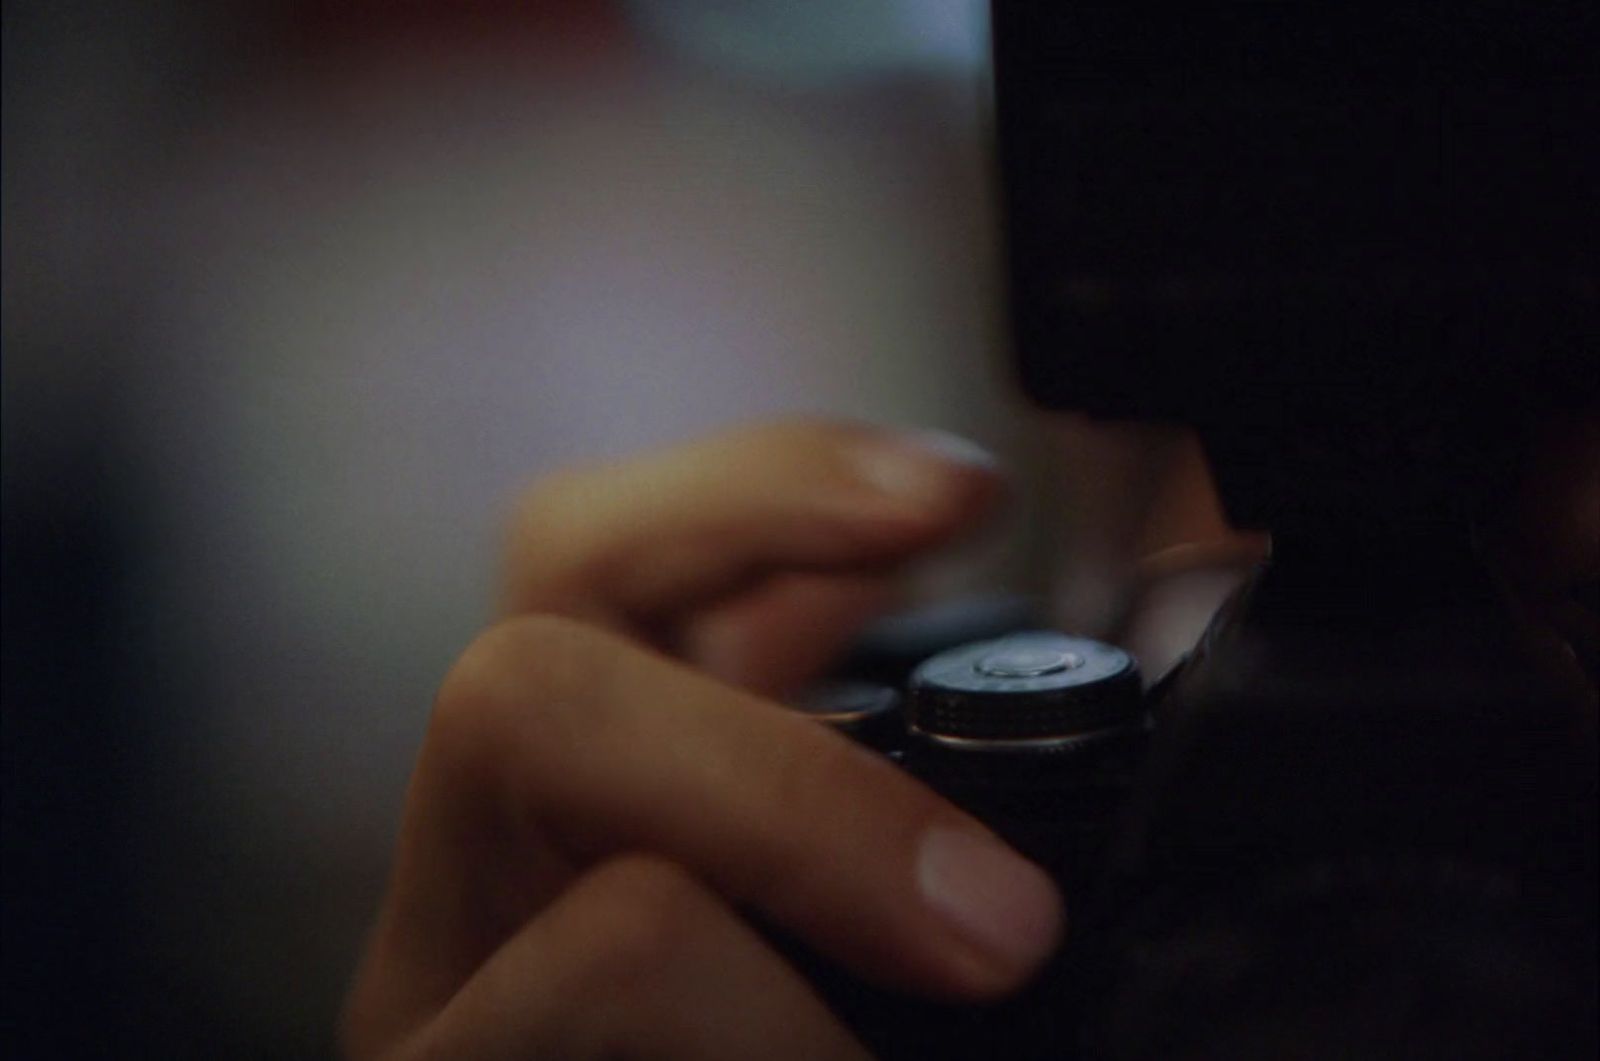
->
342, 421, 1065, 1060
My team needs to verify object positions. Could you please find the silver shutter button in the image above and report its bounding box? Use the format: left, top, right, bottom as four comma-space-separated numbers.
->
974, 645, 1084, 678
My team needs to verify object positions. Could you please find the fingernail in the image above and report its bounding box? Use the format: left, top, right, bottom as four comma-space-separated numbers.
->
916, 826, 1064, 988
854, 430, 999, 511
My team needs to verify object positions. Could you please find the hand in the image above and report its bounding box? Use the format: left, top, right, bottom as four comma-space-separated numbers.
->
342, 421, 1065, 1060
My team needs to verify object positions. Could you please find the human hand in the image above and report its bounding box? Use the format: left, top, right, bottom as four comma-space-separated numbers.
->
342, 421, 1065, 1060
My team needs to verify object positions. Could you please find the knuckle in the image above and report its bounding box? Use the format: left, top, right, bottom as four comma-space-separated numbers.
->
429, 614, 605, 768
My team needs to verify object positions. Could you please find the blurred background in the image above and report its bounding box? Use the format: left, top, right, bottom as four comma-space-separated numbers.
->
3, 2, 1224, 1056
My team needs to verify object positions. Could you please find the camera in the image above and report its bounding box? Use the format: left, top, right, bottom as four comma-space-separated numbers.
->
888, 1, 1600, 1053
783, 625, 1149, 1060
764, 3, 1599, 1055
778, 560, 1597, 1060
796, 629, 1144, 898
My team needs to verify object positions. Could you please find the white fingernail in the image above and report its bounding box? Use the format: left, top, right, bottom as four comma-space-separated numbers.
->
904, 430, 1001, 471
854, 431, 998, 510
916, 826, 1063, 984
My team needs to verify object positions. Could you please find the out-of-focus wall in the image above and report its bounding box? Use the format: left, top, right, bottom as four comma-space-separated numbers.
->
5, 2, 1059, 1055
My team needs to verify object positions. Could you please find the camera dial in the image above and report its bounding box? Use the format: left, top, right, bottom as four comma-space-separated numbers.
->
907, 631, 1142, 747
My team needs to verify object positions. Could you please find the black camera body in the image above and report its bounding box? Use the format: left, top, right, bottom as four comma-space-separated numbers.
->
908, 2, 1600, 1052
775, 3, 1600, 1055
785, 549, 1598, 1059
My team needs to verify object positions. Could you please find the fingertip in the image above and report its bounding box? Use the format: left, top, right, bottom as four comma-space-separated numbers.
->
899, 429, 1004, 474
850, 430, 1006, 525
914, 826, 1066, 998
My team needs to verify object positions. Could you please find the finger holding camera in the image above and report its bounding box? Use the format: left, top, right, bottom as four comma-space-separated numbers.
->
342, 422, 1063, 1059
500, 419, 1003, 693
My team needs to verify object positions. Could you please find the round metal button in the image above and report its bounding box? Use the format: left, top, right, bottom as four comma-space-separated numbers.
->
974, 646, 1084, 678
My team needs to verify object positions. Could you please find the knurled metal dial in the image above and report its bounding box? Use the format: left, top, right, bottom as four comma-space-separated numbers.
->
907, 631, 1141, 742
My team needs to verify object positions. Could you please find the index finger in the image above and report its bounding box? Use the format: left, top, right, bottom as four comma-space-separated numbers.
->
368, 615, 1063, 1023
502, 420, 1003, 625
